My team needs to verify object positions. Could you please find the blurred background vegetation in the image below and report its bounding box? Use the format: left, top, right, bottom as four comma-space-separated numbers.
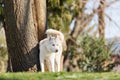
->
0, 0, 119, 72
0, 0, 7, 72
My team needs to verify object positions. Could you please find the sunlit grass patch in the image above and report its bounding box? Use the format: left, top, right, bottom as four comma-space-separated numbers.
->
0, 72, 120, 80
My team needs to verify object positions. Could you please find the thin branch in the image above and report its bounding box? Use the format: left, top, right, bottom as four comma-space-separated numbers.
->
105, 13, 120, 29
106, 0, 119, 8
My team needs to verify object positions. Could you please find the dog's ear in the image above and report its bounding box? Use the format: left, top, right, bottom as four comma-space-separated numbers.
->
49, 35, 52, 41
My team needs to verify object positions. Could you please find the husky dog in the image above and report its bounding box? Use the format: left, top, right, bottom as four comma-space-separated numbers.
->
39, 33, 63, 72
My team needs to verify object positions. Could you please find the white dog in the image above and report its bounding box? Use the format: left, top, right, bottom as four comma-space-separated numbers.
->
39, 29, 64, 72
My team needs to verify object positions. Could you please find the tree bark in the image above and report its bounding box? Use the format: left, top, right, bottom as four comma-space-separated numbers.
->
70, 0, 88, 39
4, 0, 46, 72
98, 0, 105, 38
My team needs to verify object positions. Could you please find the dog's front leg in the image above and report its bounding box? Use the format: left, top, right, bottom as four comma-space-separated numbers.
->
40, 57, 44, 72
49, 56, 55, 72
55, 55, 61, 72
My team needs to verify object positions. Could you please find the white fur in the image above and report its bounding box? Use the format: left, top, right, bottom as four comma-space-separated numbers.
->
39, 36, 62, 72
46, 29, 67, 51
46, 29, 64, 42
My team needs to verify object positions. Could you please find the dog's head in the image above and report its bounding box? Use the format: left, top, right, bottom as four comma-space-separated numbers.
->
46, 29, 67, 51
46, 36, 62, 53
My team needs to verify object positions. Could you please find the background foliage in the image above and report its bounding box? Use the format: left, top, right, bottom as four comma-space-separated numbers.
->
0, 0, 7, 72
78, 36, 110, 72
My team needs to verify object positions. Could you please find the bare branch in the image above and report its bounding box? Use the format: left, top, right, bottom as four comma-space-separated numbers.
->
105, 13, 120, 29
106, 0, 119, 8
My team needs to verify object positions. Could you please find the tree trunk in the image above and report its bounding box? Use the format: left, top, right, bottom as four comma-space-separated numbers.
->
70, 0, 88, 39
98, 0, 105, 38
4, 0, 46, 72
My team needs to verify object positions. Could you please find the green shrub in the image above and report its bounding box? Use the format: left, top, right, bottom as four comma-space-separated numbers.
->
67, 36, 111, 72
78, 36, 110, 72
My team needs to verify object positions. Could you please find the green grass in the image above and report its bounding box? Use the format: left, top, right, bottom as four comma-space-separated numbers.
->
0, 72, 120, 80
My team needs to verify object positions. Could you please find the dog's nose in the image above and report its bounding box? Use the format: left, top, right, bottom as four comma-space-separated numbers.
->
55, 49, 58, 52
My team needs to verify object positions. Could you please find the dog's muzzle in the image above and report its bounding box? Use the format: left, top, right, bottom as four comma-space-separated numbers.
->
55, 49, 58, 53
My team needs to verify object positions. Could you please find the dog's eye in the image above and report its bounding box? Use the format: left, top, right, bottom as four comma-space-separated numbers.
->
52, 44, 55, 46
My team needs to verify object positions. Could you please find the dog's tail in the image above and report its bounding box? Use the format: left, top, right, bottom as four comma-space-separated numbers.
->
46, 29, 64, 42
46, 29, 67, 51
